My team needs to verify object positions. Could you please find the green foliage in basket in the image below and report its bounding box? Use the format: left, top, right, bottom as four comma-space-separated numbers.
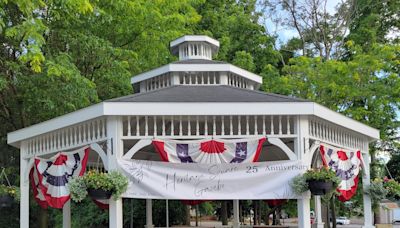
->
69, 170, 128, 202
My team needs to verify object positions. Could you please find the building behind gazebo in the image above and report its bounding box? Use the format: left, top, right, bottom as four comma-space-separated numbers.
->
8, 35, 379, 228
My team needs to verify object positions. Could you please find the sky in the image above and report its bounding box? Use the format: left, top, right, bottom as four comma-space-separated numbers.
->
262, 0, 341, 44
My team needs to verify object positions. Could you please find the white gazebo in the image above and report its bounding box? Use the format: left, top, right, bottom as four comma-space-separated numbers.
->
8, 35, 379, 228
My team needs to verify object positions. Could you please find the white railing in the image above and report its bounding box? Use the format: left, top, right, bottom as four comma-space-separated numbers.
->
122, 115, 296, 139
179, 72, 220, 85
228, 73, 250, 89
144, 73, 172, 91
309, 117, 368, 151
25, 118, 107, 158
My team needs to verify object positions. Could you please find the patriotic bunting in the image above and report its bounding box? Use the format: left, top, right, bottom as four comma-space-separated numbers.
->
30, 146, 90, 209
320, 144, 362, 202
153, 137, 266, 164
153, 137, 266, 204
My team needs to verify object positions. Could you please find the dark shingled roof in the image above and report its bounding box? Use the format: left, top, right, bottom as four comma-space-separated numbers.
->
107, 85, 307, 102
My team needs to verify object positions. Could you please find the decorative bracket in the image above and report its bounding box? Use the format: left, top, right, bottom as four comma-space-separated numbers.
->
268, 137, 297, 161
90, 143, 109, 170
123, 139, 152, 160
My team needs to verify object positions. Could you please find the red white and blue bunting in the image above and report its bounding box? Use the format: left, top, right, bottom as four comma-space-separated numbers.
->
319, 144, 363, 202
153, 137, 266, 164
30, 146, 90, 209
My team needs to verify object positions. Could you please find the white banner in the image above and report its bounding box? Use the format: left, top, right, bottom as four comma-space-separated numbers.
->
118, 159, 307, 200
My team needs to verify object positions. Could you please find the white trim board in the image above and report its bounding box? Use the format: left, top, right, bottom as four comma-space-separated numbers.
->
7, 101, 379, 147
130, 63, 263, 84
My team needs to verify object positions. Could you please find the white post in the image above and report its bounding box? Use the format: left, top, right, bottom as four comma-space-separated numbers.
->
107, 116, 123, 228
298, 197, 311, 228
295, 116, 311, 228
146, 199, 154, 228
20, 142, 30, 228
63, 200, 71, 228
233, 200, 240, 228
313, 196, 324, 228
362, 150, 375, 228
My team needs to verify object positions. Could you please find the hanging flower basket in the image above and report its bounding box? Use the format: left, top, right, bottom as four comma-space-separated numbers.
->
307, 180, 334, 195
69, 170, 128, 203
0, 195, 13, 208
291, 167, 340, 196
87, 188, 112, 200
0, 184, 19, 208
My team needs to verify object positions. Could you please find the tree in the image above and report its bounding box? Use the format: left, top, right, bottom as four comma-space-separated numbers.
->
262, 0, 357, 60
194, 0, 280, 73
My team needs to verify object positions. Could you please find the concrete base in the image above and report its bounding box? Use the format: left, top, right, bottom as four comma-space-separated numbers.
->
312, 222, 325, 228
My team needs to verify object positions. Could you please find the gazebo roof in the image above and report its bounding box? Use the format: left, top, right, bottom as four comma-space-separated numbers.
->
108, 85, 307, 103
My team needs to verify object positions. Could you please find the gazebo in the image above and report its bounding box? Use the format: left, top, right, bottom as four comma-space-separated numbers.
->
8, 35, 379, 228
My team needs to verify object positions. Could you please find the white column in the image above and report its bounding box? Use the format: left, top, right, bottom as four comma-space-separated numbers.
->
107, 116, 123, 228
295, 116, 311, 228
20, 142, 30, 228
298, 197, 311, 228
362, 150, 375, 228
63, 200, 71, 228
233, 200, 240, 228
313, 196, 324, 228
146, 199, 154, 228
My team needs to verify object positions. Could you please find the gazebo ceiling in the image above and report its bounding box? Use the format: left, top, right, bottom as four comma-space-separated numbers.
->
108, 85, 307, 103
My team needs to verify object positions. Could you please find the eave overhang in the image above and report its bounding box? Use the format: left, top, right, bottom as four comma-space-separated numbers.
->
7, 102, 380, 147
130, 63, 263, 85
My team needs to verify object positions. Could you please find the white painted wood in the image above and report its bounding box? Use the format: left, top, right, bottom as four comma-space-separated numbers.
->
123, 139, 153, 159
107, 116, 123, 228
8, 102, 380, 146
233, 200, 240, 228
63, 200, 71, 228
314, 196, 324, 228
362, 149, 375, 228
20, 141, 29, 228
90, 143, 109, 170
130, 63, 262, 85
146, 199, 154, 228
297, 198, 311, 228
268, 138, 296, 160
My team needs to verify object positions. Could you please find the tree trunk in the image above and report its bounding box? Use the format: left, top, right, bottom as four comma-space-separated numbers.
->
184, 205, 191, 226
39, 208, 48, 228
195, 205, 199, 227
221, 201, 228, 225
330, 197, 336, 228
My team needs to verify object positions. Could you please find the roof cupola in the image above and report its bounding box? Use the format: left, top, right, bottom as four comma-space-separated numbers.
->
170, 35, 220, 61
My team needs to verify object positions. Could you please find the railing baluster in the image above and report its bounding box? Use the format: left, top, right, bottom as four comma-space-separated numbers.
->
279, 116, 282, 135
230, 116, 233, 136
221, 116, 225, 136
270, 116, 274, 135
262, 116, 266, 135
196, 116, 200, 136
254, 116, 258, 135
136, 116, 140, 136
246, 115, 250, 135
162, 116, 166, 136
145, 116, 148, 136
188, 116, 191, 136
127, 116, 131, 136
179, 116, 183, 136
213, 116, 216, 136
